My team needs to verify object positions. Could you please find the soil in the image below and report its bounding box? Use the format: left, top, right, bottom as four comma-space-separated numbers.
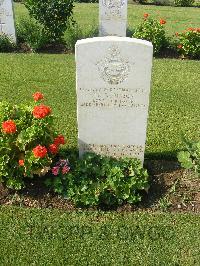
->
9, 43, 192, 60
0, 160, 200, 213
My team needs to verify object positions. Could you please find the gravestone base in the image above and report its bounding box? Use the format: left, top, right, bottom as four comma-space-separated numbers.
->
99, 20, 127, 37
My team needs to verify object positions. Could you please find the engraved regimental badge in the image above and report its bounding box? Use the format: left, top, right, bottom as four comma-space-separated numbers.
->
96, 46, 131, 85
102, 0, 125, 18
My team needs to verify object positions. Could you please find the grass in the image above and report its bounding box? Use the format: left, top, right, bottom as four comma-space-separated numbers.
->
14, 3, 200, 36
0, 206, 200, 265
0, 54, 199, 158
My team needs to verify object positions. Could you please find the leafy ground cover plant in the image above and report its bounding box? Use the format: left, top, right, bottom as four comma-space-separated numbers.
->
175, 28, 200, 59
24, 0, 74, 42
178, 139, 200, 176
133, 13, 168, 54
46, 152, 149, 207
0, 92, 66, 189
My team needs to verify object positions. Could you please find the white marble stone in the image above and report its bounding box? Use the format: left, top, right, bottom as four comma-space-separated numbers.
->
75, 36, 153, 163
99, 0, 127, 37
0, 0, 16, 43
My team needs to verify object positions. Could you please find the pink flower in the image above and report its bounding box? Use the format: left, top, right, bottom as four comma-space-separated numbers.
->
52, 166, 60, 176
62, 165, 70, 174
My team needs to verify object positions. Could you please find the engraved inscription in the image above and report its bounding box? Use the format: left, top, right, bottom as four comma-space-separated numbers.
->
78, 87, 146, 108
80, 143, 144, 158
102, 0, 125, 19
96, 46, 132, 85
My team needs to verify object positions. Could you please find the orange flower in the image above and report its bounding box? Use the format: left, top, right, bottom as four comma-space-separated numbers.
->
33, 92, 44, 102
54, 135, 65, 146
175, 32, 179, 37
33, 105, 51, 119
143, 13, 149, 19
33, 145, 47, 158
160, 19, 166, 25
2, 120, 17, 134
19, 160, 24, 166
188, 27, 195, 31
177, 44, 183, 49
48, 144, 59, 155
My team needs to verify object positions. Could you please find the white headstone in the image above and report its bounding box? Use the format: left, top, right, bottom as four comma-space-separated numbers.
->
99, 0, 127, 37
0, 0, 16, 43
75, 37, 153, 163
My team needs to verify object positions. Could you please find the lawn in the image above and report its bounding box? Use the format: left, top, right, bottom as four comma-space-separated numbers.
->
1, 206, 200, 265
0, 2, 200, 265
10, 4, 200, 159
0, 54, 199, 158
14, 3, 200, 36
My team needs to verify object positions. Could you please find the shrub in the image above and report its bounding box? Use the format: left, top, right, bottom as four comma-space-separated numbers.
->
24, 0, 74, 42
175, 28, 200, 59
74, 0, 98, 2
0, 34, 15, 52
132, 0, 148, 4
16, 17, 49, 51
64, 22, 98, 52
178, 139, 200, 176
0, 92, 66, 190
46, 153, 149, 207
133, 14, 168, 54
174, 0, 194, 6
152, 0, 173, 5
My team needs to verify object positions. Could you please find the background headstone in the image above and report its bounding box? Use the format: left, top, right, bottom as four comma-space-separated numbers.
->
75, 37, 153, 163
0, 0, 16, 43
99, 0, 127, 37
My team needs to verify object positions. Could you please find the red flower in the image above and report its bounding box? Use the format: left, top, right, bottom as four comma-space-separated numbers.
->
177, 44, 183, 49
33, 92, 44, 102
33, 105, 51, 119
49, 144, 59, 155
33, 145, 47, 158
188, 27, 195, 31
2, 120, 17, 134
19, 160, 24, 166
143, 13, 149, 19
175, 32, 179, 37
54, 135, 65, 146
160, 19, 166, 25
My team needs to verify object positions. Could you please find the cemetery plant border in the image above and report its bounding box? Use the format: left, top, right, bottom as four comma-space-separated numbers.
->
0, 3, 199, 59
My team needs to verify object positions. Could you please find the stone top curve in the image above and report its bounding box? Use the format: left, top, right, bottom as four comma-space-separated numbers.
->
76, 36, 153, 48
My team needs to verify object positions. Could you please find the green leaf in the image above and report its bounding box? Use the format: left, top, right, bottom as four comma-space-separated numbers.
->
177, 151, 193, 169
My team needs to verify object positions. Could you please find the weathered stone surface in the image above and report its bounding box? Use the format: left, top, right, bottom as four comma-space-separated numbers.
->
0, 0, 16, 42
99, 0, 127, 37
75, 36, 153, 163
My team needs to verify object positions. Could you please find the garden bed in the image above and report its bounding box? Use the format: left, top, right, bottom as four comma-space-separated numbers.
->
1, 160, 199, 213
